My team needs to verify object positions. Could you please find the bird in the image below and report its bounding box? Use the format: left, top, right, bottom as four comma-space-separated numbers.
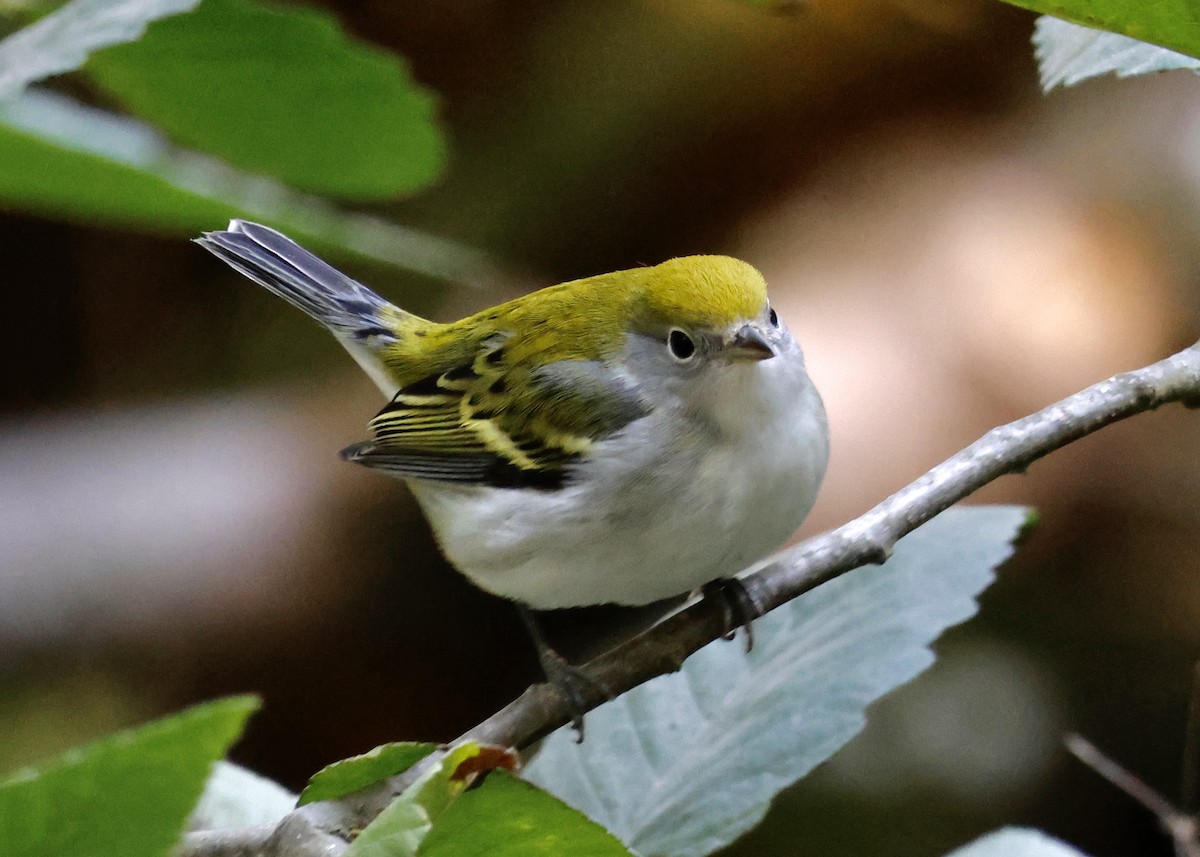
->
197, 220, 829, 728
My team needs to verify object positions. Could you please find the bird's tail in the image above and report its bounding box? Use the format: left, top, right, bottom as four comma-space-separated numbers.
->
197, 220, 432, 395
196, 220, 413, 342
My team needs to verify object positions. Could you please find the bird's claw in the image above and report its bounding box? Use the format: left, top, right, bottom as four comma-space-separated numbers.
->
536, 647, 611, 742
702, 577, 761, 653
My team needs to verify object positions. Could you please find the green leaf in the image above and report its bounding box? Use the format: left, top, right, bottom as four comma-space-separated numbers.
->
1033, 15, 1200, 90
945, 828, 1090, 857
0, 89, 493, 283
999, 1, 1200, 63
347, 742, 485, 857
0, 0, 200, 98
0, 695, 258, 857
84, 0, 445, 200
300, 742, 438, 806
418, 772, 634, 857
524, 506, 1029, 857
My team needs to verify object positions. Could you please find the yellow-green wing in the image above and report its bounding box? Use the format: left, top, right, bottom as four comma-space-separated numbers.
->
341, 337, 648, 490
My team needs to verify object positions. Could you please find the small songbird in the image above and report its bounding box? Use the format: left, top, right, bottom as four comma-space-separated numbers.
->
198, 221, 829, 721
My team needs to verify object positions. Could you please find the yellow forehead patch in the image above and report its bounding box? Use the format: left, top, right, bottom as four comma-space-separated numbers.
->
638, 255, 768, 331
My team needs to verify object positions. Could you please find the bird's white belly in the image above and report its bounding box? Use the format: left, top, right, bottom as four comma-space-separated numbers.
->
408, 368, 828, 609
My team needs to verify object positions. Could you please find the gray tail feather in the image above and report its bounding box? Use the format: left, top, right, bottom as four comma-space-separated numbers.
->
196, 220, 396, 340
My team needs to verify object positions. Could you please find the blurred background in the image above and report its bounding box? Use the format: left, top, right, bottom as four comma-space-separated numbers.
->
2, 1, 1200, 855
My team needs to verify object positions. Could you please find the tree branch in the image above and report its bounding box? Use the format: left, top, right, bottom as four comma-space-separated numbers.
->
178, 339, 1200, 857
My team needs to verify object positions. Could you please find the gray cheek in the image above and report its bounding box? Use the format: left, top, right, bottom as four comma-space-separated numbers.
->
619, 333, 698, 401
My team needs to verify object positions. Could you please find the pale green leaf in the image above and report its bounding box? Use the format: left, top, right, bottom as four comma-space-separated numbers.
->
1000, 1, 1200, 63
945, 827, 1090, 857
1033, 16, 1200, 91
190, 761, 296, 831
524, 506, 1029, 857
0, 0, 200, 98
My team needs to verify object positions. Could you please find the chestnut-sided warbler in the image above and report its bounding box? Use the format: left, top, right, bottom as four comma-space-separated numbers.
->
198, 220, 828, 633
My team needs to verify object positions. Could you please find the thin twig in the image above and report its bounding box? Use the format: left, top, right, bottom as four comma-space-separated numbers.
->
179, 338, 1200, 857
1065, 733, 1200, 857
1065, 733, 1181, 821
1183, 662, 1200, 813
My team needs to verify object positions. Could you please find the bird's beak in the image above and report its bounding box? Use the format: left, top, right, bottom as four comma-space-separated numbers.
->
726, 325, 777, 361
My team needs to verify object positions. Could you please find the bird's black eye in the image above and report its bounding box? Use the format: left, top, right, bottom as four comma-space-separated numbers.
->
668, 328, 696, 362
768, 306, 779, 327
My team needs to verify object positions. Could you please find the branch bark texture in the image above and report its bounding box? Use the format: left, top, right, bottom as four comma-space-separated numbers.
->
179, 339, 1200, 857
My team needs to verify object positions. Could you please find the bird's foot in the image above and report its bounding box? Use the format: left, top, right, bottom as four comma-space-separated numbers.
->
517, 605, 611, 741
535, 646, 612, 742
702, 577, 761, 653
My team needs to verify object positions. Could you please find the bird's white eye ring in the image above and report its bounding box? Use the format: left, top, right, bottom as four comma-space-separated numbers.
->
667, 328, 697, 362
768, 306, 779, 327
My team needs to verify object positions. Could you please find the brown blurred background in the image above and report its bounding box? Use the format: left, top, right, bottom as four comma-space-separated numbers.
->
3, 1, 1200, 855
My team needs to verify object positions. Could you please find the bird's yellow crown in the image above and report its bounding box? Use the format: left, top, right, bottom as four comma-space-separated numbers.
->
631, 255, 768, 333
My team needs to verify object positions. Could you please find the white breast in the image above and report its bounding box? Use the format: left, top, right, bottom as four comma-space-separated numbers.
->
408, 344, 829, 610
